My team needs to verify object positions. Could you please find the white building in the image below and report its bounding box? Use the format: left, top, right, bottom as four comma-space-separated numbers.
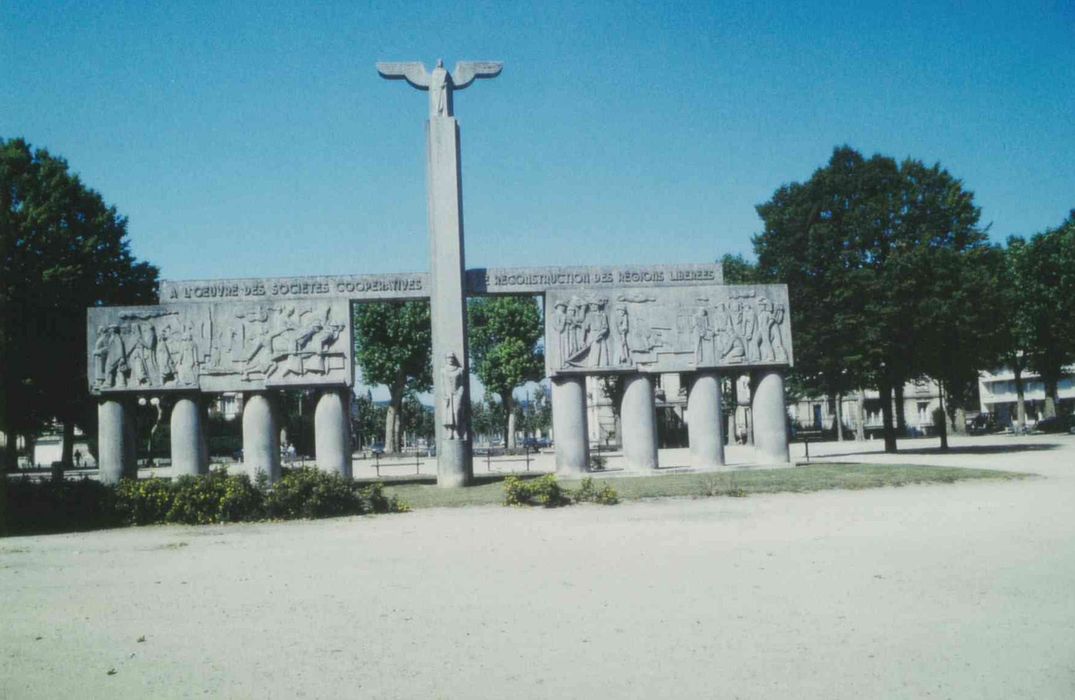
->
978, 366, 1075, 425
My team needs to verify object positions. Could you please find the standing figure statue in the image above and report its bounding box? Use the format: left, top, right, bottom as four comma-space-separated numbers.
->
442, 352, 467, 440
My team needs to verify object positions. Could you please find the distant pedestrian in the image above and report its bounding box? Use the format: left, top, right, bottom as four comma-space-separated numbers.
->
73, 449, 82, 468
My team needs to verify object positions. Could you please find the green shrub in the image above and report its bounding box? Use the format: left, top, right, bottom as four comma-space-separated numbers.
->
573, 477, 619, 505
167, 470, 263, 524
265, 467, 365, 519
504, 474, 562, 506
3, 477, 121, 535
115, 478, 174, 525
359, 481, 410, 514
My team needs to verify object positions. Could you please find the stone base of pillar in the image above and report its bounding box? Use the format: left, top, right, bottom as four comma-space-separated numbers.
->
171, 396, 208, 477
753, 370, 790, 464
437, 439, 470, 488
621, 374, 658, 471
314, 389, 352, 478
688, 371, 725, 468
552, 376, 589, 476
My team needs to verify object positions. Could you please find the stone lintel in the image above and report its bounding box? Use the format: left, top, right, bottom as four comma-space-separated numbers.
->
158, 273, 428, 304
466, 263, 724, 295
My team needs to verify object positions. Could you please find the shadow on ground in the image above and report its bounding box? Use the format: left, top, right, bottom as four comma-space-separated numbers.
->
815, 442, 1060, 459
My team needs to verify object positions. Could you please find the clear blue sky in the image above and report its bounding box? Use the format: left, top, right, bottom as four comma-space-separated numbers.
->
4, 1, 1074, 281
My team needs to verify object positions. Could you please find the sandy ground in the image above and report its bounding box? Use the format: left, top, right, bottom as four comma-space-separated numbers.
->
2, 433, 1074, 699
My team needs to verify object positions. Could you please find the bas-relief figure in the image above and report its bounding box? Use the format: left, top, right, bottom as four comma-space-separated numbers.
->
442, 352, 466, 440
88, 301, 351, 394
545, 284, 793, 376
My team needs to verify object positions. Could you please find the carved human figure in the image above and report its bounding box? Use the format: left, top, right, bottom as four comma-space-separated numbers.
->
693, 307, 713, 365
551, 301, 569, 367
442, 352, 466, 440
176, 325, 200, 386
756, 297, 775, 362
712, 302, 732, 359
429, 60, 450, 116
566, 296, 584, 355
583, 299, 611, 367
156, 325, 177, 384
615, 306, 631, 365
771, 303, 789, 361
95, 325, 128, 388
740, 301, 759, 362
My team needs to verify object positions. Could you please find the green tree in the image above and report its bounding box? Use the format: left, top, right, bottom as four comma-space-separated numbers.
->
994, 237, 1037, 429
755, 146, 989, 452
400, 393, 434, 447
352, 301, 432, 453
1013, 213, 1075, 418
468, 296, 544, 449
719, 253, 762, 284
352, 389, 386, 449
0, 138, 159, 471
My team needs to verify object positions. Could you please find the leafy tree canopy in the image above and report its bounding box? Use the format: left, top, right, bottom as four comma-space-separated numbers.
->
0, 138, 158, 467
468, 296, 544, 446
753, 146, 991, 450
352, 301, 431, 452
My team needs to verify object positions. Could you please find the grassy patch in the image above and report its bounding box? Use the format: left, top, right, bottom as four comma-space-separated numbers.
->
383, 463, 1027, 509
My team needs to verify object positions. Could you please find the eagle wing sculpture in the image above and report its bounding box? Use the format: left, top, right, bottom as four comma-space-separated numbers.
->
452, 61, 503, 90
376, 62, 430, 89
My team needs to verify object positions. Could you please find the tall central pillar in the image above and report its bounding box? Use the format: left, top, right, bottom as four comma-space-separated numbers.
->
427, 113, 473, 487
378, 59, 503, 487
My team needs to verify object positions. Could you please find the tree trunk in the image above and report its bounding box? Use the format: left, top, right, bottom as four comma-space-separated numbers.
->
1013, 366, 1027, 432
1043, 376, 1058, 419
879, 379, 898, 453
385, 381, 405, 453
936, 388, 949, 451
894, 383, 907, 437
503, 393, 516, 449
61, 421, 75, 468
833, 393, 845, 441
855, 389, 866, 441
24, 433, 36, 468
952, 407, 967, 436
2, 433, 16, 472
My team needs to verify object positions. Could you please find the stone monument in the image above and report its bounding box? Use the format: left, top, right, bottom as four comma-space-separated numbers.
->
377, 59, 503, 487
85, 61, 796, 489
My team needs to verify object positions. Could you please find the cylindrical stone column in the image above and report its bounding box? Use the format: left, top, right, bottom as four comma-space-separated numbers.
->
552, 376, 589, 475
170, 395, 208, 476
243, 392, 280, 482
688, 371, 725, 468
98, 399, 134, 484
314, 388, 352, 478
753, 370, 790, 464
621, 374, 658, 471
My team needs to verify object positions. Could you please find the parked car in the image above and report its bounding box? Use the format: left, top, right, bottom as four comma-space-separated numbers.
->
522, 437, 551, 449
966, 413, 998, 435
1033, 415, 1074, 434
370, 442, 385, 455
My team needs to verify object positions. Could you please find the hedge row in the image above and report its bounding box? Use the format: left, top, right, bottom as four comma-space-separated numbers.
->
2, 468, 408, 535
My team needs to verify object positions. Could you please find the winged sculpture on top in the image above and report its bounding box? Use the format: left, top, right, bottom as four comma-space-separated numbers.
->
376, 59, 503, 117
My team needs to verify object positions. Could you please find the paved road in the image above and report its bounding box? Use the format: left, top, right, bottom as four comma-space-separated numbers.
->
2, 434, 1073, 699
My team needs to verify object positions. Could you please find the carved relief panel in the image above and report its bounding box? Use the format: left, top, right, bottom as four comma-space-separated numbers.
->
544, 284, 793, 376
88, 300, 352, 394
